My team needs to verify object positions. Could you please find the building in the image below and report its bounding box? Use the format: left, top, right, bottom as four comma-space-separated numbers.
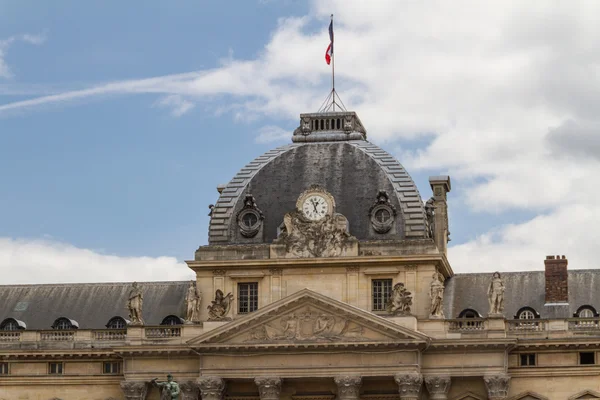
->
1, 110, 599, 400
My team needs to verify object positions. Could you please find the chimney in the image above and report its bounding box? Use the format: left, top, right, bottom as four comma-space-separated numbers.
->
544, 255, 568, 304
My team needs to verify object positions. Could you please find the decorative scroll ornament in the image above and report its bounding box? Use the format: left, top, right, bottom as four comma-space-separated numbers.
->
237, 194, 264, 238
369, 190, 397, 234
488, 272, 505, 316
429, 271, 445, 319
424, 375, 451, 400
207, 290, 233, 321
198, 377, 226, 400
120, 381, 149, 400
127, 282, 144, 326
255, 377, 282, 400
179, 381, 200, 400
484, 375, 510, 400
394, 373, 423, 400
334, 375, 362, 400
386, 283, 412, 316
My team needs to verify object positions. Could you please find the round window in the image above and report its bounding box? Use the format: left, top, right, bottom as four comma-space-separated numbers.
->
374, 208, 391, 223
370, 205, 395, 234
237, 209, 262, 238
242, 212, 258, 228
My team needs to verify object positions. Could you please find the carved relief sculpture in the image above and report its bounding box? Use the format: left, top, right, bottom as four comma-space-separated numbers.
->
424, 375, 451, 400
394, 373, 423, 400
484, 374, 511, 400
127, 282, 144, 325
488, 272, 505, 316
429, 271, 445, 319
334, 375, 362, 400
178, 381, 200, 400
197, 376, 226, 400
120, 381, 149, 400
184, 281, 202, 323
152, 374, 180, 400
255, 377, 282, 400
386, 283, 412, 316
207, 290, 233, 321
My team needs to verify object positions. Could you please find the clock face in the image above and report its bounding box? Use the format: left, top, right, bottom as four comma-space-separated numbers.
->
302, 195, 329, 221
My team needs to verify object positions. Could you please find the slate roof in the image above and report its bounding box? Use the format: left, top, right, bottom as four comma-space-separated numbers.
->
444, 270, 600, 319
0, 281, 188, 330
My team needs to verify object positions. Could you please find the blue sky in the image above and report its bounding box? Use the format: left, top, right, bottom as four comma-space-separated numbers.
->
1, 1, 599, 283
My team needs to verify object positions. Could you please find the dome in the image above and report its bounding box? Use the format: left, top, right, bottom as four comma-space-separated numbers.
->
208, 112, 427, 245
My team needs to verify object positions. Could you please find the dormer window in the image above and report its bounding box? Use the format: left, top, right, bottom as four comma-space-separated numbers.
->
106, 316, 128, 329
51, 317, 79, 330
458, 309, 481, 319
575, 306, 598, 318
0, 318, 25, 331
515, 307, 539, 320
160, 315, 184, 326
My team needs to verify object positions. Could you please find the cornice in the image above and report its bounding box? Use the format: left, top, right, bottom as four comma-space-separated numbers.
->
193, 341, 424, 353
426, 338, 517, 351
0, 350, 118, 360
0, 375, 122, 385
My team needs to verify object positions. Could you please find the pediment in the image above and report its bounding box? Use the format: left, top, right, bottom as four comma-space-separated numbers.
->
450, 392, 485, 400
569, 390, 600, 400
189, 289, 429, 350
507, 392, 549, 400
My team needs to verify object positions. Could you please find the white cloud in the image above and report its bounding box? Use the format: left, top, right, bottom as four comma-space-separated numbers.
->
254, 125, 291, 144
2, 3, 600, 272
0, 33, 46, 79
154, 94, 195, 117
0, 237, 194, 284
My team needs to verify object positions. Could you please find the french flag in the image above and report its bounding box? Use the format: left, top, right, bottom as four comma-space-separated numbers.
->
325, 19, 333, 65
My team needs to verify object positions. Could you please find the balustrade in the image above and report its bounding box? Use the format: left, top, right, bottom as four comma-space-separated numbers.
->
0, 331, 21, 341
448, 318, 486, 332
145, 326, 181, 339
94, 329, 127, 340
40, 330, 75, 341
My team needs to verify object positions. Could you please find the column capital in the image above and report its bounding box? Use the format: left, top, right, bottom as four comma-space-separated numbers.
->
424, 375, 451, 400
198, 376, 226, 400
255, 377, 282, 400
334, 375, 362, 400
394, 372, 423, 400
179, 381, 200, 400
484, 374, 511, 400
120, 381, 149, 400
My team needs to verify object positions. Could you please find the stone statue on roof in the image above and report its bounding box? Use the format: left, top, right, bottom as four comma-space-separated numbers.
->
488, 271, 505, 316
184, 281, 202, 323
152, 374, 180, 400
429, 270, 445, 318
127, 282, 144, 325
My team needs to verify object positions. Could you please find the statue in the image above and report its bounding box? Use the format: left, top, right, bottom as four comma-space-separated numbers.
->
425, 197, 435, 239
184, 281, 202, 323
429, 271, 445, 318
488, 272, 505, 315
207, 289, 233, 321
127, 282, 144, 325
386, 282, 412, 315
152, 374, 180, 400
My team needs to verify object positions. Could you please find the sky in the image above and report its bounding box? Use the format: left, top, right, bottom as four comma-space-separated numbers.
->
1, 1, 599, 284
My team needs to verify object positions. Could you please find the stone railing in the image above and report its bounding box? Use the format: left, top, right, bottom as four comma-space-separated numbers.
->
568, 318, 600, 331
94, 329, 127, 341
0, 331, 21, 341
40, 330, 75, 341
145, 326, 182, 339
506, 319, 546, 332
447, 318, 486, 332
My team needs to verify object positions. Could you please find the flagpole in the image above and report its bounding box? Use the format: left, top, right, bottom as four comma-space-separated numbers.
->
330, 14, 335, 112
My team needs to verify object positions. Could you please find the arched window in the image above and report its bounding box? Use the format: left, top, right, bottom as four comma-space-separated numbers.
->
458, 309, 481, 319
0, 318, 25, 331
105, 316, 128, 329
575, 305, 598, 318
51, 317, 79, 330
515, 307, 539, 320
160, 315, 184, 326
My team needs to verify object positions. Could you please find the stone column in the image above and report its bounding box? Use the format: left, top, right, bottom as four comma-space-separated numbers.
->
484, 375, 511, 400
180, 381, 200, 400
198, 376, 226, 400
424, 375, 451, 400
334, 375, 362, 400
120, 381, 149, 400
394, 372, 423, 400
255, 377, 282, 400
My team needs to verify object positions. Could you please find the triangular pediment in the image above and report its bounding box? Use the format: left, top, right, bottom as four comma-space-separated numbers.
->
507, 392, 549, 400
569, 390, 600, 400
188, 289, 429, 350
450, 392, 485, 400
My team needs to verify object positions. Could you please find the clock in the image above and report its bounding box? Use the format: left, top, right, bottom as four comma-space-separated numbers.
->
296, 187, 335, 221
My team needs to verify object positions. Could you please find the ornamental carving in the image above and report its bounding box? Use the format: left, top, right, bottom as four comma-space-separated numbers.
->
120, 381, 149, 400
429, 271, 445, 319
394, 373, 423, 400
236, 194, 264, 238
179, 381, 200, 400
207, 290, 233, 321
246, 308, 365, 342
334, 375, 362, 400
386, 283, 412, 316
275, 210, 355, 258
255, 377, 282, 400
488, 272, 505, 316
424, 375, 451, 400
369, 190, 396, 234
198, 376, 226, 400
484, 375, 511, 400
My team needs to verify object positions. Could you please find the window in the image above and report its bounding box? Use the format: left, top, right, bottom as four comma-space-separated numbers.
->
103, 361, 121, 374
374, 208, 391, 223
372, 279, 392, 311
106, 317, 127, 329
242, 213, 258, 228
238, 282, 258, 314
519, 310, 535, 319
52, 317, 78, 330
160, 315, 183, 326
578, 308, 596, 318
580, 352, 595, 365
49, 362, 63, 374
458, 309, 480, 319
1, 320, 17, 331
0, 362, 8, 375
520, 353, 536, 366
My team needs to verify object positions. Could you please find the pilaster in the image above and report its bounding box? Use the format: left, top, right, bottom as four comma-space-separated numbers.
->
180, 381, 200, 400
198, 376, 226, 400
255, 377, 282, 400
394, 372, 423, 400
120, 381, 149, 400
334, 375, 362, 400
484, 374, 511, 400
424, 375, 451, 400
